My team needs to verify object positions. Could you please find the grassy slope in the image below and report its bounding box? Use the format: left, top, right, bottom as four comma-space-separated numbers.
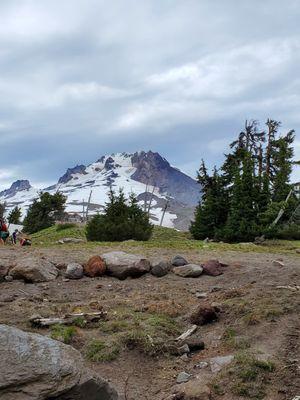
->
30, 224, 300, 254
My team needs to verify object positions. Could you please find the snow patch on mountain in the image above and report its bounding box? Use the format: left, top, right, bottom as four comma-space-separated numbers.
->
0, 151, 201, 230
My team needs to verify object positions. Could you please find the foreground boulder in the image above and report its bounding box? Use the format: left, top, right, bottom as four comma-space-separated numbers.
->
102, 251, 151, 280
84, 256, 106, 277
0, 324, 118, 400
171, 255, 188, 267
173, 264, 203, 278
151, 261, 171, 277
201, 259, 223, 276
10, 257, 58, 283
0, 260, 14, 281
65, 263, 84, 279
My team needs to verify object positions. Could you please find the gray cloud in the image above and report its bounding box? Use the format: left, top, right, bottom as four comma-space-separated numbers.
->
0, 0, 299, 190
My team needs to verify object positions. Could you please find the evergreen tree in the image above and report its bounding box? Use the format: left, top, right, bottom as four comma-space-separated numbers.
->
86, 189, 153, 242
190, 166, 228, 240
8, 206, 22, 224
23, 192, 66, 234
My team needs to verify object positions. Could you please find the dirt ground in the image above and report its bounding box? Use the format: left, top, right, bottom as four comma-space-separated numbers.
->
0, 245, 299, 400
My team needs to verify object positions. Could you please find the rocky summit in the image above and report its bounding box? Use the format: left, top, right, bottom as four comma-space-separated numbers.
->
0, 151, 201, 230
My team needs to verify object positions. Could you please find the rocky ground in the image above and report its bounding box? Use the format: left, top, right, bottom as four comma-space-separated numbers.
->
0, 244, 299, 400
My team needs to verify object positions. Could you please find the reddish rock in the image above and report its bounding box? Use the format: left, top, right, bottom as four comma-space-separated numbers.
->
190, 305, 219, 326
201, 259, 223, 276
84, 256, 106, 277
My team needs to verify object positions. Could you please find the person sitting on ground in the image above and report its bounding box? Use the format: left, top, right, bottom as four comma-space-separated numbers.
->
0, 219, 9, 244
20, 237, 32, 246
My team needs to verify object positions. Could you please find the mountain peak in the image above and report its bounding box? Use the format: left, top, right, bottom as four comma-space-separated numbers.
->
0, 179, 32, 198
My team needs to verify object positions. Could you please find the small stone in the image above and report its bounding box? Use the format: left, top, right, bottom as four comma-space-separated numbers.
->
195, 292, 207, 299
4, 275, 13, 282
65, 263, 84, 279
210, 355, 234, 373
184, 337, 205, 351
201, 259, 223, 276
177, 344, 190, 355
172, 255, 188, 267
63, 278, 70, 282
190, 305, 219, 326
176, 372, 191, 384
180, 354, 189, 362
151, 261, 171, 277
194, 361, 209, 369
173, 264, 203, 278
272, 260, 285, 267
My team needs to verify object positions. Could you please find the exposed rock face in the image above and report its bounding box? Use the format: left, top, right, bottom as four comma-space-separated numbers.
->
173, 264, 203, 278
0, 180, 31, 198
65, 263, 84, 279
131, 151, 201, 206
151, 261, 171, 277
102, 251, 151, 280
58, 165, 87, 184
84, 256, 106, 277
0, 324, 118, 400
171, 255, 188, 267
10, 257, 58, 282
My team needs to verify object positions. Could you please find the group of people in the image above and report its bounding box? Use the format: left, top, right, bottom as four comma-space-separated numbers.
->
0, 219, 31, 246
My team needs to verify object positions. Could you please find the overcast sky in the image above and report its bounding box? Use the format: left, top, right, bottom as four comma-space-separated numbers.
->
0, 0, 300, 190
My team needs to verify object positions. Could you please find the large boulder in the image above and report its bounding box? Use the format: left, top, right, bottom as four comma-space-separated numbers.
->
201, 259, 223, 276
0, 324, 118, 400
173, 264, 203, 278
171, 255, 188, 267
65, 263, 84, 279
102, 251, 151, 280
10, 257, 59, 283
151, 261, 171, 277
84, 256, 106, 277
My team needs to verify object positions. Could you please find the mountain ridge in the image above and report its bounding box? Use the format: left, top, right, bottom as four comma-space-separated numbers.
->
0, 151, 201, 230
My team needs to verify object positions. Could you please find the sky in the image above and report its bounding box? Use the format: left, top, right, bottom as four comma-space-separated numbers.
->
0, 0, 300, 191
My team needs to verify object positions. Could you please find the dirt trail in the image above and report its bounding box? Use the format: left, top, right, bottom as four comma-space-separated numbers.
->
0, 246, 299, 399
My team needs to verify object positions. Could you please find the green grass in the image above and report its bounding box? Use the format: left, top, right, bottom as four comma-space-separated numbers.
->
30, 224, 300, 254
85, 339, 120, 362
97, 307, 181, 358
50, 324, 76, 344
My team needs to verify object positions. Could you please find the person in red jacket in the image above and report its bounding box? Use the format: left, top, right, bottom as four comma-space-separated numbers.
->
0, 219, 9, 244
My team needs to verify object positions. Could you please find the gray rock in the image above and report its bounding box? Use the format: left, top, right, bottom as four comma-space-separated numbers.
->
210, 355, 234, 373
102, 251, 151, 280
0, 260, 13, 281
0, 324, 118, 400
10, 257, 59, 283
58, 237, 85, 244
171, 255, 188, 267
65, 263, 84, 279
183, 337, 205, 351
173, 264, 203, 278
177, 344, 190, 355
194, 361, 209, 369
151, 261, 171, 277
4, 275, 13, 282
176, 372, 192, 384
195, 291, 207, 299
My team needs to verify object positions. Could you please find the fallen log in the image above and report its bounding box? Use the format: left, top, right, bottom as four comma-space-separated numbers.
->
30, 311, 107, 327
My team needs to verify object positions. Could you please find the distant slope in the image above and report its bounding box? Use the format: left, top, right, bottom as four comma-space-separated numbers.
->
0, 151, 201, 230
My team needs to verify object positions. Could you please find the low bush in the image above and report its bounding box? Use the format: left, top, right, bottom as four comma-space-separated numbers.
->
56, 223, 77, 231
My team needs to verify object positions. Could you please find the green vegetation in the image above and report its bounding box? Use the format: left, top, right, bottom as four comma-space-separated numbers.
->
0, 202, 6, 219
97, 308, 181, 358
23, 192, 66, 234
86, 189, 153, 241
230, 352, 275, 399
30, 223, 300, 254
50, 324, 76, 344
85, 339, 120, 362
56, 222, 77, 231
191, 119, 299, 242
8, 206, 22, 224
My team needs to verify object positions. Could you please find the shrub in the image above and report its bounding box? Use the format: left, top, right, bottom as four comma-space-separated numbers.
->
50, 325, 76, 344
56, 223, 76, 231
85, 339, 120, 362
86, 189, 153, 242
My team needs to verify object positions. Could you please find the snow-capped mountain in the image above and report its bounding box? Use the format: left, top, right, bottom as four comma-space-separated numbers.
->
0, 151, 201, 230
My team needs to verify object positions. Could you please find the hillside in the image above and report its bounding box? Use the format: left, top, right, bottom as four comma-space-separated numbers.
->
0, 151, 201, 230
